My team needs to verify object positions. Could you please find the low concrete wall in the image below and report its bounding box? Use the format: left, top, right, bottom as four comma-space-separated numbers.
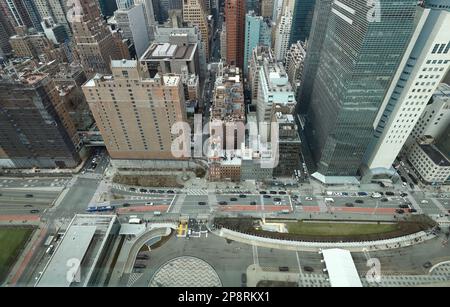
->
217, 228, 435, 252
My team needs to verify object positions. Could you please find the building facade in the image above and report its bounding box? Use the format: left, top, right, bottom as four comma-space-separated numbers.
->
225, 0, 245, 69
302, 0, 419, 178
82, 60, 187, 161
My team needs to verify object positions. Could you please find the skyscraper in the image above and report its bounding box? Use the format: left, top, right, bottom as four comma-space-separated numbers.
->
182, 0, 209, 59
82, 60, 187, 161
0, 72, 81, 168
243, 11, 272, 76
302, 0, 419, 179
114, 3, 150, 58
260, 0, 273, 17
225, 0, 245, 69
273, 9, 291, 62
289, 0, 316, 45
364, 4, 450, 174
71, 0, 129, 76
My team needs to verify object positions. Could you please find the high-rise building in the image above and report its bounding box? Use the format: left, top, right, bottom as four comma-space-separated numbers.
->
182, 0, 209, 58
0, 71, 81, 168
135, 0, 158, 40
41, 17, 69, 44
301, 0, 419, 179
246, 0, 259, 14
256, 58, 295, 125
114, 4, 150, 58
220, 22, 226, 60
225, 0, 245, 69
2, 0, 43, 31
248, 45, 273, 102
364, 5, 450, 174
154, 26, 207, 80
0, 12, 13, 57
116, 0, 134, 9
82, 60, 187, 161
9, 29, 54, 59
411, 83, 450, 140
285, 40, 306, 94
98, 0, 118, 17
273, 9, 291, 62
35, 0, 72, 37
71, 0, 129, 77
243, 11, 272, 76
260, 0, 273, 17
289, 0, 316, 45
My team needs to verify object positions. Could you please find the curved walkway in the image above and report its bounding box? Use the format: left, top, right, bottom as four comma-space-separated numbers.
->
123, 224, 177, 274
216, 228, 435, 252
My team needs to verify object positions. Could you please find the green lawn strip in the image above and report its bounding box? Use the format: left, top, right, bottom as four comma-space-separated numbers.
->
286, 222, 399, 237
0, 227, 34, 282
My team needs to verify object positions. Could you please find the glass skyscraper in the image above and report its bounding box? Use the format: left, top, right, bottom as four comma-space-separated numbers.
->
302, 0, 420, 177
289, 0, 316, 45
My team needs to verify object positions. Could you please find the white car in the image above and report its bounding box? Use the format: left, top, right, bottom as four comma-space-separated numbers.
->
305, 197, 313, 201
145, 202, 154, 206
421, 200, 429, 204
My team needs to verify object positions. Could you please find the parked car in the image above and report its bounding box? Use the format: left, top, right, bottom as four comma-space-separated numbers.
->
198, 202, 207, 206
380, 198, 389, 202
230, 198, 238, 201
355, 199, 364, 204
385, 192, 395, 196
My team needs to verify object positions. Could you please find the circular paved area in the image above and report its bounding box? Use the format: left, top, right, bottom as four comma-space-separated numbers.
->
149, 256, 222, 287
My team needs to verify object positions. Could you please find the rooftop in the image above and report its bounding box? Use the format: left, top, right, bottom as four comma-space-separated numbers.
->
420, 143, 450, 166
322, 249, 363, 287
36, 214, 118, 287
142, 43, 196, 61
111, 59, 137, 69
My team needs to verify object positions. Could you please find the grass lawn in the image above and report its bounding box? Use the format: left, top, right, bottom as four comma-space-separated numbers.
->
286, 222, 399, 237
0, 227, 34, 282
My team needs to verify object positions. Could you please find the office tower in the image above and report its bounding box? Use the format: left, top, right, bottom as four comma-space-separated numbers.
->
154, 26, 206, 80
220, 23, 226, 60
411, 84, 450, 140
364, 5, 450, 174
246, 0, 259, 14
83, 60, 187, 161
225, 0, 245, 69
272, 107, 302, 177
135, 0, 158, 40
301, 0, 419, 180
273, 9, 291, 62
289, 0, 316, 45
406, 135, 450, 184
2, 0, 42, 31
98, 0, 118, 17
256, 57, 295, 125
9, 30, 54, 58
71, 0, 129, 77
0, 71, 81, 168
260, 0, 273, 17
243, 11, 272, 76
34, 0, 72, 37
248, 45, 273, 102
183, 0, 209, 59
41, 17, 69, 44
285, 40, 306, 94
114, 4, 150, 58
0, 13, 13, 57
116, 0, 134, 9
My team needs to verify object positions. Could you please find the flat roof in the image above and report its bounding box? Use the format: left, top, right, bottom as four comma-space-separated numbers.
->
420, 144, 450, 166
322, 249, 363, 287
37, 225, 97, 287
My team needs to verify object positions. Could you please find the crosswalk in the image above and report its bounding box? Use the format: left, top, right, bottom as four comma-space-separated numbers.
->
127, 273, 143, 287
183, 189, 208, 196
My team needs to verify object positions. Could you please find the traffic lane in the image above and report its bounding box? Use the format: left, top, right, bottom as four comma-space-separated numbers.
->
329, 197, 402, 209
256, 248, 301, 272
111, 196, 175, 207
0, 178, 69, 188
216, 194, 291, 206
0, 189, 60, 198
410, 195, 445, 215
